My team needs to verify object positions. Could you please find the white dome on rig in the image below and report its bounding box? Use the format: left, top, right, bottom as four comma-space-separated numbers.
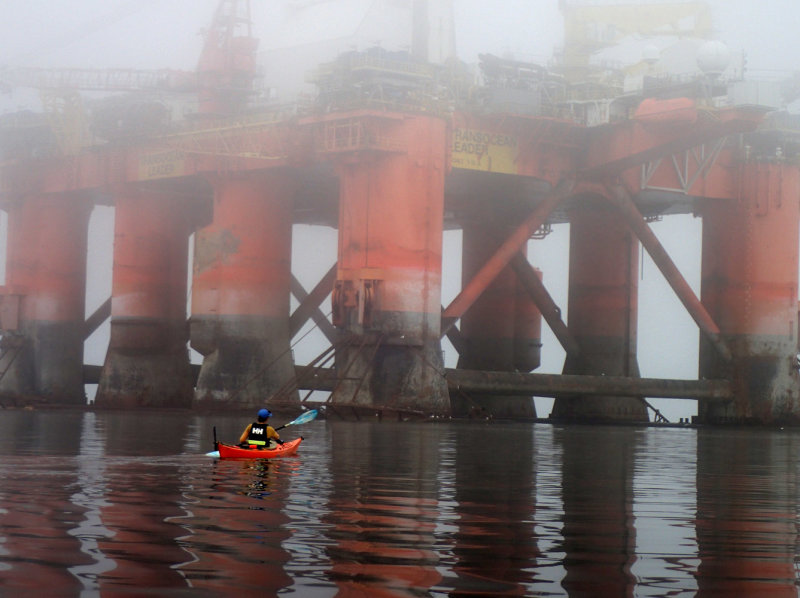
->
697, 40, 731, 76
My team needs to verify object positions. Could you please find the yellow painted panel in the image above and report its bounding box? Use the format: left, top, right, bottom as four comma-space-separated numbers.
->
138, 150, 185, 180
451, 128, 518, 174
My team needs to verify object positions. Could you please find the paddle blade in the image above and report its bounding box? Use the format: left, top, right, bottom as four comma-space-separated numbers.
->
206, 450, 220, 458
286, 409, 318, 427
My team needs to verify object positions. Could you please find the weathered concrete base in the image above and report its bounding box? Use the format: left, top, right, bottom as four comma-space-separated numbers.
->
192, 316, 300, 411
332, 338, 450, 417
699, 335, 800, 425
0, 321, 85, 405
95, 319, 193, 408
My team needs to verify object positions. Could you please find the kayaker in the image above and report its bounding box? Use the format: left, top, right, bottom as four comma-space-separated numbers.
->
238, 408, 284, 449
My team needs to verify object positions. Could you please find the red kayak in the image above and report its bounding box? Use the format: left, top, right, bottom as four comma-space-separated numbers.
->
213, 437, 303, 459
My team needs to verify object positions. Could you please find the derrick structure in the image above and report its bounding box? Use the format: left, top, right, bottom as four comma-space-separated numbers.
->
0, 1, 799, 425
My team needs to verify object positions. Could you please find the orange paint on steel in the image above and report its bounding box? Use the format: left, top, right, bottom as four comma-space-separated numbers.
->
1, 193, 90, 402
6, 195, 89, 323
192, 172, 294, 320
699, 162, 800, 422
702, 163, 799, 337
513, 265, 543, 373
109, 189, 190, 324
335, 115, 447, 342
607, 185, 731, 362
553, 195, 646, 422
457, 218, 537, 418
459, 220, 517, 369
96, 187, 194, 408
566, 198, 639, 358
191, 171, 298, 409
442, 178, 574, 330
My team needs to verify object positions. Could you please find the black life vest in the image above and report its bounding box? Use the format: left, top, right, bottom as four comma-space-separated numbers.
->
247, 422, 270, 446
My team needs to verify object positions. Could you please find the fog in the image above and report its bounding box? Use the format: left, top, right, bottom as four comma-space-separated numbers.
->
1, 0, 799, 420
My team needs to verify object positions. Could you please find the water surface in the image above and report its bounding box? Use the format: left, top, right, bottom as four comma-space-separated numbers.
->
0, 411, 798, 596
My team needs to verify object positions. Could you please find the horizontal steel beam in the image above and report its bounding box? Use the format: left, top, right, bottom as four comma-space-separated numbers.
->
84, 364, 730, 402
290, 366, 731, 401
444, 369, 731, 401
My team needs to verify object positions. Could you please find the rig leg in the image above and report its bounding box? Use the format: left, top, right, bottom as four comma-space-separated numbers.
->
552, 195, 647, 422
331, 114, 449, 417
455, 212, 541, 419
191, 172, 300, 411
699, 162, 800, 424
95, 188, 194, 408
0, 194, 91, 404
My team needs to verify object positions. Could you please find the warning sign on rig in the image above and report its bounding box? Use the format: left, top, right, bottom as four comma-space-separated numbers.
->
451, 128, 518, 174
139, 150, 185, 180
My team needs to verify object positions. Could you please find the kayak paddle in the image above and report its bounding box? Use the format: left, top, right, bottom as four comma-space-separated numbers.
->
275, 409, 318, 431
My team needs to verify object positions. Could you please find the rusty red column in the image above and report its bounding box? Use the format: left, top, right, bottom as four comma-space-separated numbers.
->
191, 171, 299, 411
96, 187, 193, 408
552, 195, 647, 422
0, 193, 91, 404
699, 161, 800, 423
331, 113, 449, 416
456, 213, 541, 419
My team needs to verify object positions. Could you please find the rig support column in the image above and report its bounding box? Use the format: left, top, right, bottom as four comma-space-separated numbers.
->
552, 196, 647, 422
456, 215, 541, 419
0, 194, 91, 404
96, 188, 194, 408
699, 161, 800, 424
191, 171, 299, 411
331, 113, 449, 416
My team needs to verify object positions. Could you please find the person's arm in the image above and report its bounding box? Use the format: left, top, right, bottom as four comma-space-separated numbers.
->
268, 426, 284, 445
238, 424, 252, 445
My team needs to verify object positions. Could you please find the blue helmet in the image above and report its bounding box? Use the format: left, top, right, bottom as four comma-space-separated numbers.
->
257, 408, 272, 420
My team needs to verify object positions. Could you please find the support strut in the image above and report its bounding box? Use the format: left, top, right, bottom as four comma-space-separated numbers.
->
606, 185, 732, 363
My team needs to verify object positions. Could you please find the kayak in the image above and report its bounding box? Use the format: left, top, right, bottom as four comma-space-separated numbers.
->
208, 437, 303, 459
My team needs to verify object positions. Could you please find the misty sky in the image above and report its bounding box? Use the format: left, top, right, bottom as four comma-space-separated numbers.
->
1, 0, 799, 420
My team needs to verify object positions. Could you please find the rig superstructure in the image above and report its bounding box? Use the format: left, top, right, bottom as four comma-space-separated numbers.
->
1, 0, 799, 424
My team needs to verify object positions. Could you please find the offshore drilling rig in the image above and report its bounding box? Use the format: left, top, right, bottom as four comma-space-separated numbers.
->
0, 0, 798, 425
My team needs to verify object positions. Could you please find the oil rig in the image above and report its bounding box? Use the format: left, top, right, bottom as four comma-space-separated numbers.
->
0, 0, 798, 425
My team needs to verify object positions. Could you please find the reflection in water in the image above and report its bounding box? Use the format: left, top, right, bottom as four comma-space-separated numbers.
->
556, 425, 639, 598
67, 412, 116, 593
0, 412, 90, 595
696, 429, 799, 597
171, 458, 295, 595
2, 413, 800, 596
0, 458, 92, 595
631, 428, 699, 596
324, 422, 443, 597
450, 423, 539, 596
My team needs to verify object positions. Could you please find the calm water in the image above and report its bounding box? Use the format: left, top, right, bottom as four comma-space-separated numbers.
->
1, 411, 799, 597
